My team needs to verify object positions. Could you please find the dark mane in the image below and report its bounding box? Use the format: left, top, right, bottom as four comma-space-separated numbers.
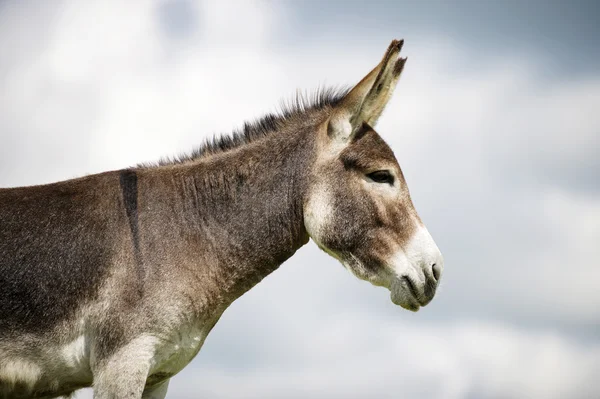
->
141, 86, 349, 167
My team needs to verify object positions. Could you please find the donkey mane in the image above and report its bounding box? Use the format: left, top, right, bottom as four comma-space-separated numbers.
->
141, 86, 350, 168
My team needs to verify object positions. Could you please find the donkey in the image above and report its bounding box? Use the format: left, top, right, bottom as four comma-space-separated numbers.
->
0, 40, 443, 398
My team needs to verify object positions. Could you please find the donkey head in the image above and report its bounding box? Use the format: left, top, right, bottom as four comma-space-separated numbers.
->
304, 40, 443, 311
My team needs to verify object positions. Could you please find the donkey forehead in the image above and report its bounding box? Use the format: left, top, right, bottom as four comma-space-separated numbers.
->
338, 126, 400, 170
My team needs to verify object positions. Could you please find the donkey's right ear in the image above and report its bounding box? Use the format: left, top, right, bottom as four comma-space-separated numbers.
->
328, 39, 407, 142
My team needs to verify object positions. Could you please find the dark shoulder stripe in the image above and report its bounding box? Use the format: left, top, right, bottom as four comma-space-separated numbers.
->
119, 170, 143, 281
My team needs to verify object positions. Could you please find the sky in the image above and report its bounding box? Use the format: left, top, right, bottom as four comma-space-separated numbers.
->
0, 0, 599, 398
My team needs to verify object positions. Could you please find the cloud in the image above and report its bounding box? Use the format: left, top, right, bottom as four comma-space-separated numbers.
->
0, 0, 288, 185
164, 318, 600, 399
1, 1, 598, 398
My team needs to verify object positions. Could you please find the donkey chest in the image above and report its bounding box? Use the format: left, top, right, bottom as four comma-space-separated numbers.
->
149, 324, 209, 377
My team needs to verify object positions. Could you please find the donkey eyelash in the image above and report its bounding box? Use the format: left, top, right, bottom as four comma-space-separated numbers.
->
367, 170, 395, 185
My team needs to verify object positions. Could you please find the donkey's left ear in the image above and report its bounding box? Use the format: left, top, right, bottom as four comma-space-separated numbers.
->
328, 39, 407, 142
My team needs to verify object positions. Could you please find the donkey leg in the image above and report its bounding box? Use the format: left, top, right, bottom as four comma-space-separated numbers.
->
92, 336, 158, 399
93, 363, 149, 399
142, 379, 170, 399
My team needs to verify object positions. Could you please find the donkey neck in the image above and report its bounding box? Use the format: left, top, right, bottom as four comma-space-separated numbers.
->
161, 122, 316, 308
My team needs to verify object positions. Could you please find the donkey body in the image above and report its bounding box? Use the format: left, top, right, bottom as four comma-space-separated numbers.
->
0, 40, 443, 398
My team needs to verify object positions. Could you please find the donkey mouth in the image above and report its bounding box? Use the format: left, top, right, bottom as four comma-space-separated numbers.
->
390, 276, 431, 311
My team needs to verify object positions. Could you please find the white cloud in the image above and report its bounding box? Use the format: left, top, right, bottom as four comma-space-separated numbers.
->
1, 1, 599, 398
163, 318, 600, 399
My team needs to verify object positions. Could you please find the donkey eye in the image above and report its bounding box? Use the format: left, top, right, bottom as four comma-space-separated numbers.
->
367, 170, 394, 185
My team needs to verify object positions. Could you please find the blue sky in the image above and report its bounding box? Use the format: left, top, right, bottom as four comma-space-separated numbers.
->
1, 1, 598, 398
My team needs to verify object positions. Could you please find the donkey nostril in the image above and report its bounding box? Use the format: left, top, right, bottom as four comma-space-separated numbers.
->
431, 263, 442, 281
